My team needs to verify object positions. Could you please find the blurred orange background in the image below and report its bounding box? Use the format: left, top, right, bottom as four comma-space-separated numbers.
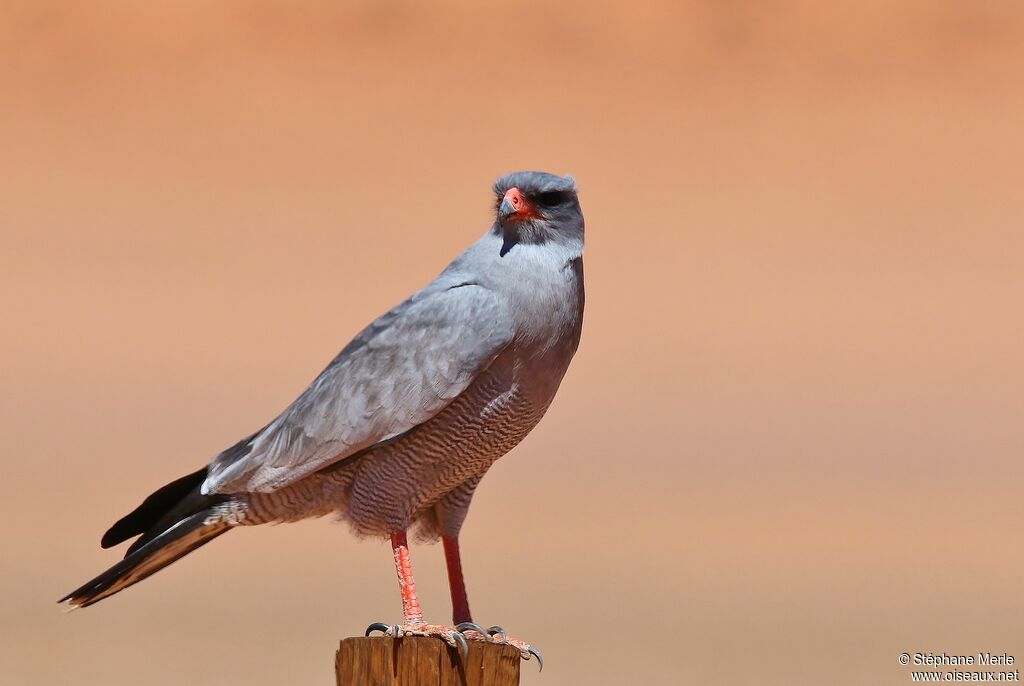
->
2, 2, 1022, 685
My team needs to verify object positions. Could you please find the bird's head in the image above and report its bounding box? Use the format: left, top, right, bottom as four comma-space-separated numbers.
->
492, 171, 583, 251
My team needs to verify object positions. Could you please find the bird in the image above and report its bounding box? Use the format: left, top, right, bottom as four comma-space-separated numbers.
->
60, 170, 585, 665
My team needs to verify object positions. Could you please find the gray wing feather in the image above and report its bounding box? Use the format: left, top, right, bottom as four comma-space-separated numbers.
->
203, 282, 513, 494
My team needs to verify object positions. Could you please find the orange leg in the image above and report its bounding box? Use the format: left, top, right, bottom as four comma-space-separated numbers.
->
391, 531, 424, 626
365, 530, 542, 669
442, 535, 472, 625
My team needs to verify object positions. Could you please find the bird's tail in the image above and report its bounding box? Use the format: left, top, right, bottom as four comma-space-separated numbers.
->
59, 511, 231, 608
59, 468, 235, 609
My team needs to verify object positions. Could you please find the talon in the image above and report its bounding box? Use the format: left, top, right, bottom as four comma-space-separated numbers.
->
486, 625, 506, 638
455, 621, 487, 636
365, 622, 392, 637
527, 646, 544, 672
451, 631, 469, 658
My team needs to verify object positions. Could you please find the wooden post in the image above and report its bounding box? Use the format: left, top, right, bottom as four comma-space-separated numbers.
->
336, 636, 521, 686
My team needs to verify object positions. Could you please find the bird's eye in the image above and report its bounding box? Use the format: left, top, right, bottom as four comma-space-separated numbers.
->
536, 191, 564, 207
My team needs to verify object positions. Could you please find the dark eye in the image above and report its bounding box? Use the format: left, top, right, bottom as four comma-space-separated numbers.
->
536, 191, 564, 207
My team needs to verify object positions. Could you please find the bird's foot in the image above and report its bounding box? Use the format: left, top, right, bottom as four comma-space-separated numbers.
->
364, 621, 542, 669
457, 623, 544, 670
365, 621, 472, 657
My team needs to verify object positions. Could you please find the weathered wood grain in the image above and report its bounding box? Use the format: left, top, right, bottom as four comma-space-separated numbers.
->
336, 636, 521, 686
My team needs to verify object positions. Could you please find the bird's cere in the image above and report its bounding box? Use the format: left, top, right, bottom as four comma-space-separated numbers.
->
499, 187, 542, 221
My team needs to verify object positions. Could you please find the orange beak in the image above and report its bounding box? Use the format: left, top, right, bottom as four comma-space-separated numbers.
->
498, 187, 542, 221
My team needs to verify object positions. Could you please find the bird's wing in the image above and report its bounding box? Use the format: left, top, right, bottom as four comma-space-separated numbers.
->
203, 282, 513, 494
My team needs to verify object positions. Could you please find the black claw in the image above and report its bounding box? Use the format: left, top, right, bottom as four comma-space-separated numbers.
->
451, 631, 469, 659
455, 622, 487, 635
362, 622, 389, 638
486, 625, 507, 640
527, 646, 544, 671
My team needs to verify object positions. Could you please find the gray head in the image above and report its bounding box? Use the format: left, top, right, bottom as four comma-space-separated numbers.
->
492, 171, 584, 252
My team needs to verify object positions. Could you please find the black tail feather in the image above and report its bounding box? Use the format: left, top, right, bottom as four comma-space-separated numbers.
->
102, 468, 209, 549
63, 466, 236, 608
60, 509, 231, 608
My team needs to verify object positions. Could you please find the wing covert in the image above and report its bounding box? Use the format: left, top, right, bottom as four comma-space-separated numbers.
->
203, 283, 513, 494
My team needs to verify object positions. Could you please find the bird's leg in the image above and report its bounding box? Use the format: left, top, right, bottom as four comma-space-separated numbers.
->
442, 535, 472, 625
392, 531, 425, 626
438, 535, 543, 669
365, 531, 470, 656
366, 530, 542, 669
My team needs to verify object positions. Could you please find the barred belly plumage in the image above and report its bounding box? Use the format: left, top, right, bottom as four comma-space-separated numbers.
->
238, 357, 551, 539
